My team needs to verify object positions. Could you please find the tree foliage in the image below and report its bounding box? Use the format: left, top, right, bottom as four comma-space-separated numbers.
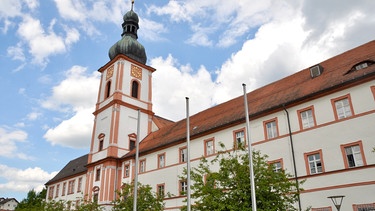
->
15, 188, 46, 211
15, 188, 102, 211
112, 182, 165, 211
181, 143, 303, 211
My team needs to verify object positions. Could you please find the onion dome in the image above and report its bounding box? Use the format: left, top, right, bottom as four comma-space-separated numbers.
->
108, 1, 147, 64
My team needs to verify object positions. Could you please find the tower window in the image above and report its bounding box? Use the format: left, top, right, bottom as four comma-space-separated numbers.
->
105, 81, 111, 98
131, 80, 139, 98
129, 140, 136, 151
96, 168, 101, 181
99, 140, 103, 151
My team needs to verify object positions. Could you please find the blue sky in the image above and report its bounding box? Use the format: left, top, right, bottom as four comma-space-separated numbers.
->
1, 0, 375, 201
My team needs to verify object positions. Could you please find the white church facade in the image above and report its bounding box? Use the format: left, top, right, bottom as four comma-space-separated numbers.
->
45, 2, 375, 211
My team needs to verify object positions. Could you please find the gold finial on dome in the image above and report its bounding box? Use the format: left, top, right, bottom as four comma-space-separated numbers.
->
131, 0, 135, 11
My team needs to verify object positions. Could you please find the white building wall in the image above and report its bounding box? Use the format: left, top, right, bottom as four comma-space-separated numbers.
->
0, 199, 18, 210
121, 81, 375, 211
47, 174, 86, 206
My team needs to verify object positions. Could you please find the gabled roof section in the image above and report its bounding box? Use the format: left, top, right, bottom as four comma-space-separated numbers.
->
123, 40, 375, 158
153, 115, 175, 129
0, 197, 18, 204
45, 154, 88, 185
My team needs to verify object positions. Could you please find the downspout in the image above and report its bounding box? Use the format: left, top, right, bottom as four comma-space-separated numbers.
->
114, 160, 119, 201
283, 105, 302, 211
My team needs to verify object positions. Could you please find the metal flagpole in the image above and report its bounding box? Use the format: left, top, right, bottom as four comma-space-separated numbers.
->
242, 84, 257, 211
186, 97, 191, 211
133, 109, 141, 211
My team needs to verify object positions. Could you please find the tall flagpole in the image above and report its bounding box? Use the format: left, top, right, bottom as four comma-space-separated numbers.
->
185, 97, 191, 211
133, 109, 141, 211
242, 84, 257, 211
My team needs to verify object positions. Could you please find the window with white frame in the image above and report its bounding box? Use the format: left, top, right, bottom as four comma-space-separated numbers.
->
139, 159, 146, 173
180, 180, 188, 195
205, 139, 214, 156
272, 161, 282, 172
300, 108, 315, 129
157, 184, 165, 196
158, 153, 165, 168
180, 147, 187, 163
55, 184, 59, 198
62, 182, 66, 196
333, 97, 352, 119
234, 130, 245, 148
124, 164, 130, 177
77, 177, 82, 192
265, 120, 278, 139
48, 186, 54, 199
68, 180, 75, 194
307, 153, 323, 174
344, 145, 364, 167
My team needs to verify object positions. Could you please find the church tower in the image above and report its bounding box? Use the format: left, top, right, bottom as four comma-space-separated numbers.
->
85, 1, 155, 207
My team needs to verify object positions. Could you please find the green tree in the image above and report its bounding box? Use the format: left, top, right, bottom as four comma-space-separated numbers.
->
181, 143, 303, 211
74, 199, 103, 211
41, 198, 103, 211
112, 182, 165, 211
16, 188, 102, 211
15, 188, 46, 211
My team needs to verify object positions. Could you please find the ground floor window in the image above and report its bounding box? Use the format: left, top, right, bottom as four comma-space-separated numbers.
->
353, 203, 375, 211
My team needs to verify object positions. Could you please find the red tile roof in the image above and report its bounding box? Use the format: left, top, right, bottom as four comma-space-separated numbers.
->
123, 40, 375, 158
152, 115, 175, 128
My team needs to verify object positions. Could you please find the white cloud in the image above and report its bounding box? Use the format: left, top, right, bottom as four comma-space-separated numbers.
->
151, 54, 215, 120
27, 112, 42, 121
38, 75, 52, 84
42, 66, 100, 148
7, 42, 25, 61
54, 0, 124, 36
24, 0, 39, 10
186, 24, 214, 47
0, 127, 32, 160
147, 1, 194, 23
42, 66, 100, 112
64, 26, 80, 45
147, 0, 279, 47
0, 0, 22, 19
53, 0, 85, 21
139, 18, 167, 42
147, 0, 375, 121
16, 15, 80, 66
0, 164, 57, 193
44, 108, 94, 148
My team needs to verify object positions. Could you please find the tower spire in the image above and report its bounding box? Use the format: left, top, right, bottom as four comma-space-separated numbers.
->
131, 0, 134, 11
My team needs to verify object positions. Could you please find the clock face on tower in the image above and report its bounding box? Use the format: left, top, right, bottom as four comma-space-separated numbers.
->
106, 65, 114, 80
131, 64, 142, 80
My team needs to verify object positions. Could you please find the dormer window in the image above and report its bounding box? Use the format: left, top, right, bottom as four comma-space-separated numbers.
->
310, 64, 323, 78
346, 60, 374, 74
355, 62, 369, 70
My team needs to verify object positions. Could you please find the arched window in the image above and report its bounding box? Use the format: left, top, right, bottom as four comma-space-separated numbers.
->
98, 133, 105, 151
131, 81, 139, 98
105, 81, 111, 98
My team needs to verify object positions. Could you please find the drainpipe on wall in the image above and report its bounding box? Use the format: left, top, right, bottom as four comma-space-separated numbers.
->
283, 105, 302, 211
114, 161, 119, 201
